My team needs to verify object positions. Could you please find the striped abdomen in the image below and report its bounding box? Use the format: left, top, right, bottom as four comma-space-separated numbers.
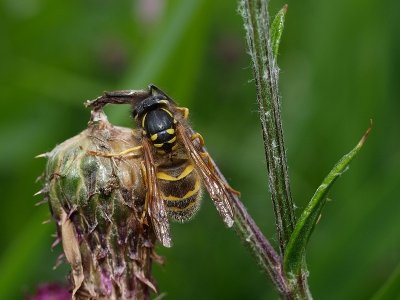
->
157, 160, 202, 222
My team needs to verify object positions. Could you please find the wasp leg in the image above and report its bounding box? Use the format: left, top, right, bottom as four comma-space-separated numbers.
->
176, 107, 189, 120
190, 132, 204, 146
199, 152, 214, 172
190, 133, 241, 196
87, 145, 143, 157
202, 151, 241, 196
139, 161, 150, 227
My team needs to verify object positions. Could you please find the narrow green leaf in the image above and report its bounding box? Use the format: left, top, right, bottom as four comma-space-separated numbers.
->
370, 261, 400, 300
270, 5, 287, 61
283, 122, 373, 277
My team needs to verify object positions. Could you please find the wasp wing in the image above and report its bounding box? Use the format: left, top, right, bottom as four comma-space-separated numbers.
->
176, 125, 234, 227
142, 138, 173, 247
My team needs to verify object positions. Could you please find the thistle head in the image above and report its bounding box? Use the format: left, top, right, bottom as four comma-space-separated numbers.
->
39, 111, 158, 299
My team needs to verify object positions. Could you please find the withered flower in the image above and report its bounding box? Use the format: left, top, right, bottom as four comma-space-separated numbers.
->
37, 111, 159, 300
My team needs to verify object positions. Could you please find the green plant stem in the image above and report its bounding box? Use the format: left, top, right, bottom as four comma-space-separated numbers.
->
238, 0, 296, 257
188, 119, 289, 297
238, 1, 313, 298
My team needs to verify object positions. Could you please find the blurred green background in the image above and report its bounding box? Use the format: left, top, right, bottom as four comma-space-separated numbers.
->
1, 0, 399, 299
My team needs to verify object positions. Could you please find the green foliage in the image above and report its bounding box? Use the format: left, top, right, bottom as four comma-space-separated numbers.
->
270, 5, 287, 61
1, 0, 399, 299
284, 124, 372, 278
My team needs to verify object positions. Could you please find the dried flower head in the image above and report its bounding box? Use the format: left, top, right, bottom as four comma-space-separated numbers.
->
38, 111, 158, 300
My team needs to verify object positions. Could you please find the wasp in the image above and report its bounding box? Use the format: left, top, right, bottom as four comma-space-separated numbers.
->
86, 84, 239, 247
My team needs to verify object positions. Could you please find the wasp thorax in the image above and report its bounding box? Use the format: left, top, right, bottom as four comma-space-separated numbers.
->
39, 112, 157, 299
144, 108, 178, 154
134, 95, 178, 154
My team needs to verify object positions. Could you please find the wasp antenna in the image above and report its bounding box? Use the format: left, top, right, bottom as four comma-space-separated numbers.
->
34, 188, 48, 196
35, 152, 50, 158
35, 197, 49, 206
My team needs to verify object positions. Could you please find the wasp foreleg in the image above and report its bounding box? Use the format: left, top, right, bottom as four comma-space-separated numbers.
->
176, 107, 189, 120
87, 145, 143, 158
190, 132, 205, 146
189, 132, 241, 197
139, 160, 150, 227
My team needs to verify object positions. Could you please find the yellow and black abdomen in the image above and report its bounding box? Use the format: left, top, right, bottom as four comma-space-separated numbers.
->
157, 160, 202, 223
